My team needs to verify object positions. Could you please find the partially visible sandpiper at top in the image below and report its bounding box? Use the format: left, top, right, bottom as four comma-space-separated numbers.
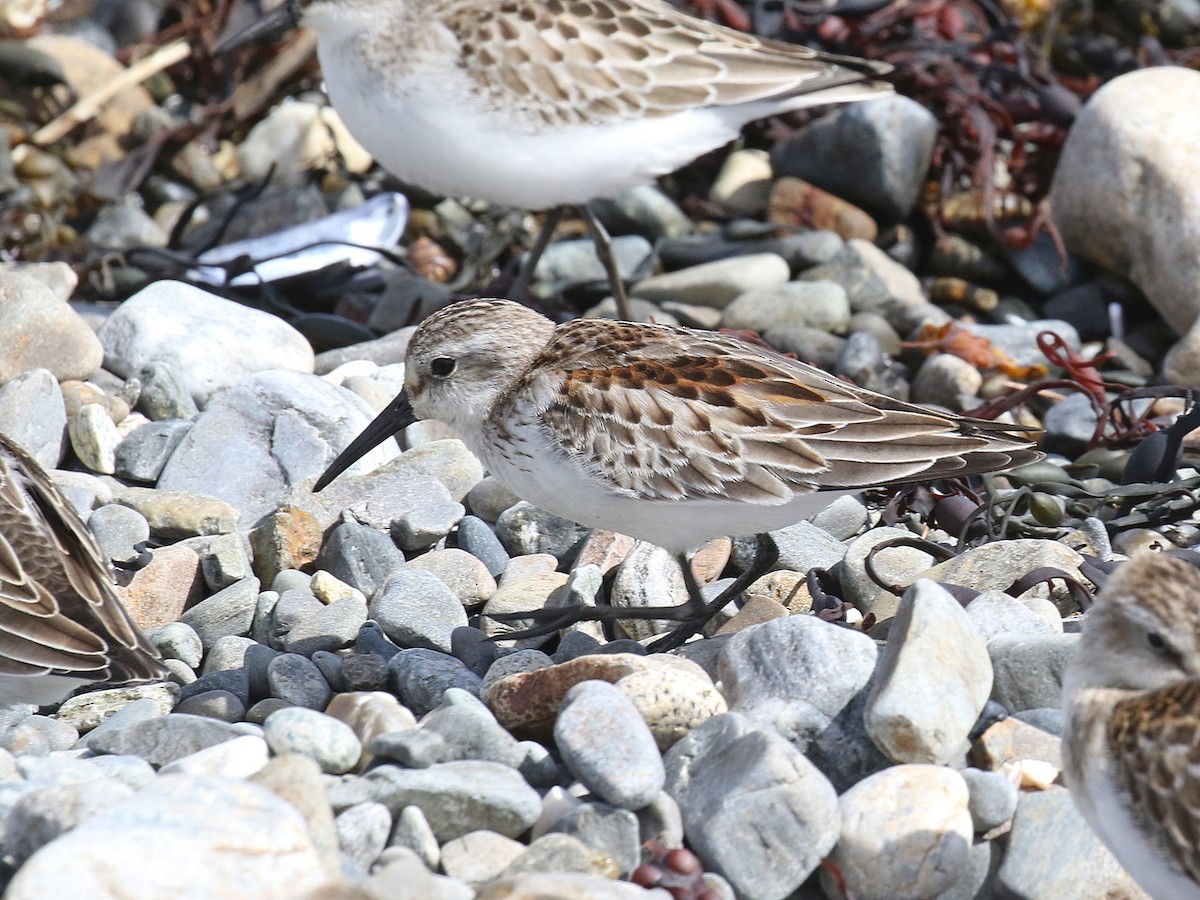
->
0, 433, 165, 708
220, 0, 894, 315
315, 299, 1041, 648
1063, 552, 1200, 900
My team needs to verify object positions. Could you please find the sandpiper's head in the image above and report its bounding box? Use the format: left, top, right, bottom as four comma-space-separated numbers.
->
1071, 552, 1200, 693
313, 299, 554, 492
403, 299, 555, 431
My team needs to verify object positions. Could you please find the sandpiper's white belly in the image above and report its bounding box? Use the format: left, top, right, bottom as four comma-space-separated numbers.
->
463, 413, 849, 554
317, 44, 743, 209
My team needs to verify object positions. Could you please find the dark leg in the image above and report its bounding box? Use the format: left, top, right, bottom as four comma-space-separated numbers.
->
486, 534, 779, 650
647, 534, 779, 652
509, 206, 565, 302
581, 203, 632, 321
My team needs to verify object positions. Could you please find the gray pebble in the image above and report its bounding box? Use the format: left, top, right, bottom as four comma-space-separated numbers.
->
146, 621, 203, 668
390, 649, 482, 717
264, 707, 362, 774
0, 369, 67, 469
178, 669, 250, 706
87, 503, 150, 567
421, 702, 524, 768
555, 681, 664, 810
356, 620, 402, 660
828, 765, 972, 899
864, 579, 993, 765
283, 596, 369, 656
85, 713, 249, 767
551, 801, 641, 877
267, 653, 333, 710
466, 476, 521, 523
135, 359, 199, 420
517, 740, 562, 789
631, 253, 790, 309
455, 515, 510, 578
636, 792, 684, 849
315, 521, 406, 599
173, 690, 246, 723
772, 93, 937, 221
441, 829, 526, 885
722, 280, 851, 335
3, 778, 134, 867
113, 419, 191, 483
495, 501, 590, 562
179, 576, 260, 649
404, 548, 497, 608
371, 729, 450, 768
341, 653, 390, 691
185, 531, 254, 592
3, 770, 327, 897
336, 801, 391, 871
450, 626, 500, 677
202, 635, 258, 675
995, 790, 1145, 899
988, 634, 1078, 713
371, 569, 469, 653
357, 760, 542, 841
961, 767, 1019, 833
667, 714, 839, 899
388, 804, 440, 870
311, 650, 345, 692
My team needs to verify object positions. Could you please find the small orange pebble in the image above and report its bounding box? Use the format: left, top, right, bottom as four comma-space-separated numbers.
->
902, 322, 1048, 380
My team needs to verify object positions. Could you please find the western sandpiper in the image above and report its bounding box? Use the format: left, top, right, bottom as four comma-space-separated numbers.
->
314, 298, 1040, 648
0, 433, 166, 707
1063, 552, 1200, 899
220, 0, 893, 316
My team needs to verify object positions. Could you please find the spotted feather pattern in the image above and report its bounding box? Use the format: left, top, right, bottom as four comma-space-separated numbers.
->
1109, 679, 1200, 883
443, 0, 891, 127
516, 318, 1039, 503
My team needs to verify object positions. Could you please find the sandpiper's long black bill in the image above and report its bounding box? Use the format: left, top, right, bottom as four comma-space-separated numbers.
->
214, 1, 301, 54
313, 391, 417, 492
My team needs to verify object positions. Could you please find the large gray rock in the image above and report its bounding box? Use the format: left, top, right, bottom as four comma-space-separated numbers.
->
97, 280, 314, 404
1051, 67, 1200, 336
0, 272, 102, 384
666, 714, 839, 900
864, 580, 993, 765
772, 94, 938, 222
5, 775, 326, 899
826, 765, 973, 900
158, 369, 396, 523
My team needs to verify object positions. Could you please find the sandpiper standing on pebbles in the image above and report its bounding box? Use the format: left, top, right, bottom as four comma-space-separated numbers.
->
0, 433, 165, 707
1063, 552, 1200, 900
314, 299, 1040, 649
219, 0, 893, 317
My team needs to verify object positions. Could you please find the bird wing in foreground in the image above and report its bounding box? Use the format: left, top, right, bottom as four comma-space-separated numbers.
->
0, 433, 163, 685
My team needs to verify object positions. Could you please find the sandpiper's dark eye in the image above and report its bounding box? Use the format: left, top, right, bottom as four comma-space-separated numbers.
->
430, 357, 456, 378
1147, 632, 1166, 651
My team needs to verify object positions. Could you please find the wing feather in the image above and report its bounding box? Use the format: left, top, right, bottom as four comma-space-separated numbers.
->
527, 320, 1038, 503
448, 0, 890, 127
0, 433, 164, 685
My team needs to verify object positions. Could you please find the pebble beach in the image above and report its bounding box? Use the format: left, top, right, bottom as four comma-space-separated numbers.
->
0, 1, 1198, 898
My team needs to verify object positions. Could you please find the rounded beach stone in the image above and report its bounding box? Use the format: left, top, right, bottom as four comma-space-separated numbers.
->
263, 707, 363, 774
4, 775, 327, 899
827, 765, 972, 900
554, 680, 664, 810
